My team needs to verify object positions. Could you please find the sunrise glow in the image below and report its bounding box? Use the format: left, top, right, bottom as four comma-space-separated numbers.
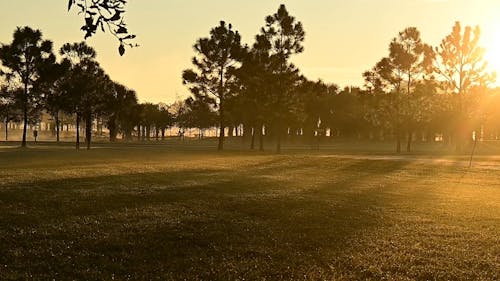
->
483, 22, 500, 82
1, 1, 500, 280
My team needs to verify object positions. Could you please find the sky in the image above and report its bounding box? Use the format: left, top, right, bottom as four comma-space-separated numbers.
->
1, 0, 500, 103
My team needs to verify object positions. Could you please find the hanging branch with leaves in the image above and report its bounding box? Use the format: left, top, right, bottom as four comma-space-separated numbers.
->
68, 0, 137, 56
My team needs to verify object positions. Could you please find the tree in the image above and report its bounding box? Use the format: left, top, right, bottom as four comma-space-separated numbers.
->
297, 80, 335, 144
156, 103, 173, 141
104, 82, 138, 142
411, 79, 442, 142
363, 26, 434, 154
139, 102, 160, 141
261, 4, 305, 153
389, 27, 434, 152
364, 57, 405, 152
60, 42, 97, 66
169, 100, 189, 138
177, 97, 217, 139
232, 35, 274, 150
80, 62, 111, 149
59, 42, 95, 149
67, 0, 137, 56
328, 87, 371, 140
0, 84, 22, 141
38, 60, 71, 142
59, 42, 109, 150
182, 21, 244, 151
0, 27, 56, 147
482, 88, 500, 140
435, 21, 496, 151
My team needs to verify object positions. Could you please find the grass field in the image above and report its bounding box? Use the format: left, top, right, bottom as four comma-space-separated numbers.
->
0, 142, 499, 280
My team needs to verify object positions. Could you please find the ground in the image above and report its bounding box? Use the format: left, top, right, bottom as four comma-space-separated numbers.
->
0, 141, 499, 280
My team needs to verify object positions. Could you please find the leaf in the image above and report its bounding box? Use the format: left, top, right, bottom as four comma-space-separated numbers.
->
119, 44, 125, 56
85, 17, 93, 26
123, 34, 136, 40
109, 11, 122, 21
116, 26, 128, 34
68, 0, 73, 11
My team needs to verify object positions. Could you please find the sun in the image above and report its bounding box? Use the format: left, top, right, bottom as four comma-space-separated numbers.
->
482, 25, 500, 84
484, 39, 500, 71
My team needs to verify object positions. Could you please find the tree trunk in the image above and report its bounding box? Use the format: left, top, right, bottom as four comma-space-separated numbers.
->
108, 115, 117, 142
218, 66, 225, 151
406, 131, 412, 152
242, 124, 249, 142
55, 111, 60, 143
396, 132, 401, 154
395, 123, 401, 153
97, 118, 103, 136
276, 120, 282, 154
250, 127, 255, 150
21, 82, 28, 148
126, 128, 132, 142
5, 114, 8, 141
406, 72, 412, 153
259, 124, 264, 151
76, 113, 80, 150
161, 128, 166, 140
218, 123, 225, 150
456, 93, 465, 153
85, 113, 92, 150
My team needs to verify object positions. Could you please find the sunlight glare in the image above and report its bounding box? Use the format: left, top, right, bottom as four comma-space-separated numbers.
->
483, 22, 500, 84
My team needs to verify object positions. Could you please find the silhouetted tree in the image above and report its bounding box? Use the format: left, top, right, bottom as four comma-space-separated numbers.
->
156, 103, 173, 140
297, 80, 336, 143
329, 87, 372, 140
104, 82, 138, 141
177, 97, 217, 138
81, 63, 112, 149
169, 100, 189, 138
59, 42, 110, 150
232, 35, 277, 150
139, 103, 159, 141
182, 21, 244, 150
59, 42, 95, 149
435, 21, 496, 151
389, 27, 434, 152
411, 79, 442, 142
261, 4, 305, 153
0, 85, 22, 141
37, 60, 71, 142
0, 27, 56, 147
364, 57, 405, 152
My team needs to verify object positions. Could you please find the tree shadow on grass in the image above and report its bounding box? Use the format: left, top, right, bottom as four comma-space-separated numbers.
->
0, 157, 474, 280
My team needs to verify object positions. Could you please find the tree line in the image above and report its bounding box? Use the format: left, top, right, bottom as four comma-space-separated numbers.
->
182, 5, 499, 153
0, 29, 174, 150
2, 4, 500, 153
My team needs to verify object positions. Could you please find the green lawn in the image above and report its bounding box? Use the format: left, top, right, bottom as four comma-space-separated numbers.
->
0, 145, 499, 280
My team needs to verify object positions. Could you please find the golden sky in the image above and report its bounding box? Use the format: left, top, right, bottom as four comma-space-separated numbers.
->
1, 0, 500, 103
